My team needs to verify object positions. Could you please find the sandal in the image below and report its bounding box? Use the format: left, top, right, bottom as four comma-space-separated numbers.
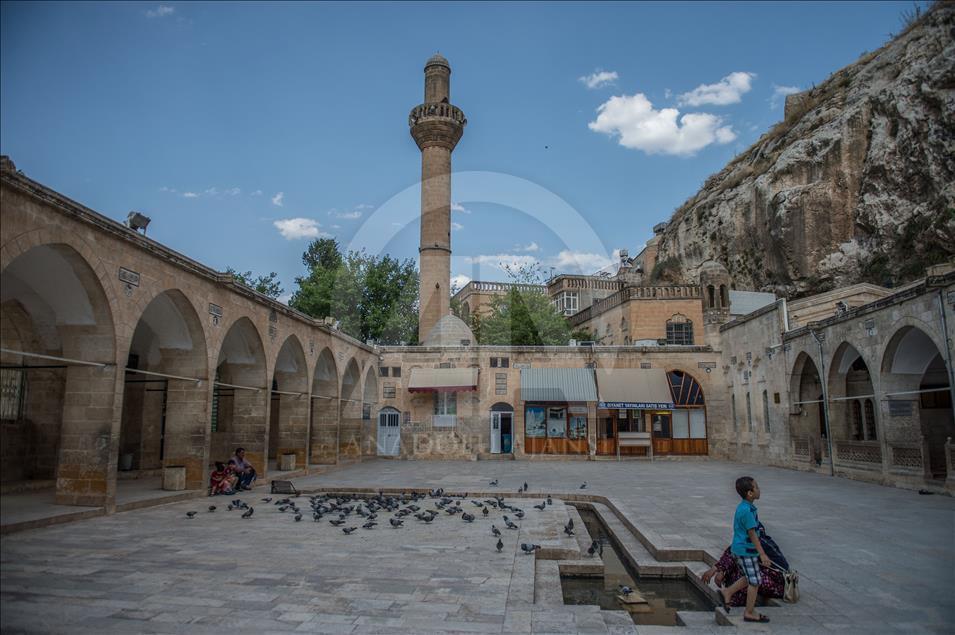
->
744, 614, 770, 623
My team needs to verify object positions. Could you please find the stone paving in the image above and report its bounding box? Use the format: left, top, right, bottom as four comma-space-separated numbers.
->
1, 458, 953, 634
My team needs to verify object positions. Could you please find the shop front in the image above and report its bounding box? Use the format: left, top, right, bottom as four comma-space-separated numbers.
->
520, 368, 596, 455
595, 368, 674, 457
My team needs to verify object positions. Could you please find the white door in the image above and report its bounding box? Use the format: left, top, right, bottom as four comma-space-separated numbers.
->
490, 413, 502, 454
377, 411, 400, 456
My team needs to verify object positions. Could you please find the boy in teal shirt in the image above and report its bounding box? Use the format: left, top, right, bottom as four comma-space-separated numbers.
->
721, 476, 772, 623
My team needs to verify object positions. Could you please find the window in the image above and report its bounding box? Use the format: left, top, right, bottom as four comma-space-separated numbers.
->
864, 399, 877, 440
490, 357, 509, 368
547, 407, 567, 438
495, 372, 507, 396
569, 415, 587, 439
745, 392, 753, 432
731, 394, 738, 432
719, 284, 729, 308
762, 390, 770, 433
525, 405, 546, 437
434, 392, 457, 415
665, 314, 694, 345
379, 367, 389, 377
851, 400, 863, 440
391, 367, 401, 378
707, 285, 715, 308
558, 291, 579, 316
0, 369, 25, 421
383, 383, 397, 399
362, 404, 371, 420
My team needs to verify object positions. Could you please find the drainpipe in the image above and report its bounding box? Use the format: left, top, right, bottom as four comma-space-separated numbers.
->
937, 290, 955, 413
810, 328, 835, 476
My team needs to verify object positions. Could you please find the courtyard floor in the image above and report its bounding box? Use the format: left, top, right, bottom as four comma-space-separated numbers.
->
1, 458, 953, 634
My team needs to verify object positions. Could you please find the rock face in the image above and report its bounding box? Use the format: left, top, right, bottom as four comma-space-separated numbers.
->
653, 4, 955, 297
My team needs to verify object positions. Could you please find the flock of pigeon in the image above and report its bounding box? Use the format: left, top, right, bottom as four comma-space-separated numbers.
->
185, 479, 599, 556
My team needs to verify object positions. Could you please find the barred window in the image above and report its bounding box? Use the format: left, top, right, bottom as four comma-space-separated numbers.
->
0, 369, 25, 421
666, 314, 694, 345
495, 372, 507, 396
383, 383, 397, 399
391, 367, 401, 378
379, 367, 390, 377
490, 357, 509, 368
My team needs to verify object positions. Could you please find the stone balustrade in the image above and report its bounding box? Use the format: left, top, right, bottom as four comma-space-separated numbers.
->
408, 102, 467, 127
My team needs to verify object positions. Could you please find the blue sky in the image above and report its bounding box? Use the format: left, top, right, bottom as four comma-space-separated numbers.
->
0, 1, 921, 301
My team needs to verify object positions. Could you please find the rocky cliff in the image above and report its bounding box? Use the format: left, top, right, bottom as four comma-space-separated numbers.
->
653, 3, 955, 297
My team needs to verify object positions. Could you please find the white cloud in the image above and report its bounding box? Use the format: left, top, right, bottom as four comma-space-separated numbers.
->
203, 187, 219, 196
588, 93, 736, 156
182, 191, 199, 198
145, 5, 175, 18
678, 72, 755, 107
451, 222, 464, 232
331, 209, 363, 220
276, 292, 293, 306
225, 187, 241, 196
451, 202, 470, 214
273, 218, 328, 240
271, 192, 284, 207
251, 189, 263, 196
553, 250, 614, 274
464, 254, 538, 271
159, 186, 176, 193
770, 84, 801, 109
451, 274, 471, 291
579, 70, 619, 90
514, 241, 540, 253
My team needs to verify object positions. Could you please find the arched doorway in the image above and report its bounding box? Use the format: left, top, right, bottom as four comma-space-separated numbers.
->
377, 407, 401, 456
0, 244, 116, 505
268, 336, 308, 472
339, 359, 361, 459
489, 402, 514, 454
881, 326, 953, 480
309, 348, 339, 465
828, 343, 878, 442
120, 290, 207, 489
790, 352, 826, 465
211, 318, 267, 474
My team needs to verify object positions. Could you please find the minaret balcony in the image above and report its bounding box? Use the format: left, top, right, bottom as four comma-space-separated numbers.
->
409, 102, 467, 150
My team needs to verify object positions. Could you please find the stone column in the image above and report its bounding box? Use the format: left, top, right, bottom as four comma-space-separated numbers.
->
162, 378, 209, 490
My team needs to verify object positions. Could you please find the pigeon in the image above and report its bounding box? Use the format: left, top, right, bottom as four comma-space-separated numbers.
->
294, 513, 302, 522
567, 517, 574, 530
278, 505, 289, 513
362, 521, 377, 529
579, 482, 587, 489
533, 502, 546, 511
520, 543, 541, 555
462, 513, 475, 523
342, 527, 357, 535
514, 510, 525, 519
185, 511, 197, 519
546, 495, 553, 506
313, 513, 322, 522
389, 518, 403, 528
587, 540, 599, 557
491, 525, 501, 537
563, 525, 574, 536
227, 504, 235, 511
489, 479, 498, 486
261, 497, 272, 503
329, 519, 346, 526
482, 506, 489, 517
523, 482, 528, 492
241, 507, 254, 519
619, 585, 633, 595
207, 505, 216, 512
505, 520, 519, 530
496, 538, 504, 552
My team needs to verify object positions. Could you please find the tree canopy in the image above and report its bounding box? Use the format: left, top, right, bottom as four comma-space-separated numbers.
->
226, 268, 284, 299
289, 238, 419, 345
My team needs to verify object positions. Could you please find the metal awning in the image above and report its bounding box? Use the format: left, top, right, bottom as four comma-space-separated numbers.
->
595, 368, 674, 409
408, 367, 478, 393
520, 368, 597, 402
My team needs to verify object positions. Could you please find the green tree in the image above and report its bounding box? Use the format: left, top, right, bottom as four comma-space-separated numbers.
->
289, 239, 419, 345
226, 267, 284, 298
476, 262, 572, 345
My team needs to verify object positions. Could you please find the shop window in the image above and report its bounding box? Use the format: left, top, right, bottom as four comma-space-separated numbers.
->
379, 366, 389, 377
383, 384, 396, 399
495, 372, 507, 395
666, 314, 694, 345
569, 415, 587, 439
525, 405, 546, 438
547, 407, 567, 438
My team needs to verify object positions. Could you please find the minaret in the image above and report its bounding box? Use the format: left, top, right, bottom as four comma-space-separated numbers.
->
409, 54, 467, 342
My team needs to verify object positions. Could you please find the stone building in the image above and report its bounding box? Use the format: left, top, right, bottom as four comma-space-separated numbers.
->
1, 52, 952, 523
